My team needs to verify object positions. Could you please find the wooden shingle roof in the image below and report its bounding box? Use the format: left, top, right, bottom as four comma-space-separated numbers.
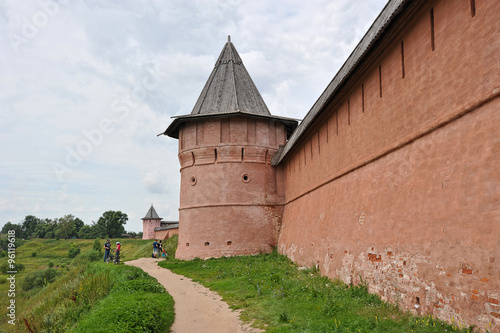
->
161, 37, 298, 139
142, 204, 161, 220
190, 36, 271, 117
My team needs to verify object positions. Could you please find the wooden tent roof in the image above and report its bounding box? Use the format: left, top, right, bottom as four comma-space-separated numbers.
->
142, 204, 162, 220
190, 35, 271, 117
161, 36, 298, 139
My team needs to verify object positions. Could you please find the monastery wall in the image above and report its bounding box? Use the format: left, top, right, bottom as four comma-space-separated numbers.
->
176, 116, 287, 259
154, 228, 178, 240
279, 0, 500, 329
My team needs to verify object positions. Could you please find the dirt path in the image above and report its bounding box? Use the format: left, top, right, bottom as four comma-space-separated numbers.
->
126, 258, 262, 333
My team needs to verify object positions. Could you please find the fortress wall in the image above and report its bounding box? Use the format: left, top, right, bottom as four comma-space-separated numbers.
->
154, 228, 179, 241
279, 0, 499, 328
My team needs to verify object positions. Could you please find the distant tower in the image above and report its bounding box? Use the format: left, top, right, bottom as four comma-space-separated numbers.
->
142, 204, 162, 240
161, 37, 297, 259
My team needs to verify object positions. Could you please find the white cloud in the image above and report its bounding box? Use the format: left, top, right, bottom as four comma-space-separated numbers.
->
0, 0, 387, 232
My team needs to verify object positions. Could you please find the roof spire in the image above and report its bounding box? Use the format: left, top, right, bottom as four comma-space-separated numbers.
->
228, 35, 231, 42
142, 204, 161, 220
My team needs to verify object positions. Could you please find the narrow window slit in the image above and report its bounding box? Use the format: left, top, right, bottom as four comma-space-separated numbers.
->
379, 65, 383, 98
470, 0, 476, 17
241, 148, 244, 161
430, 8, 435, 51
361, 84, 365, 113
214, 148, 217, 162
326, 119, 329, 143
348, 99, 351, 125
317, 131, 320, 154
310, 139, 313, 160
401, 41, 405, 79
336, 110, 339, 135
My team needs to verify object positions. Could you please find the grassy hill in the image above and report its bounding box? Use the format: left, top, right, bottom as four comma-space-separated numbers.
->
0, 237, 173, 332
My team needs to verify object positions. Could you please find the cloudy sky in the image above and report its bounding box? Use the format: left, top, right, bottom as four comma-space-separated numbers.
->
0, 0, 387, 233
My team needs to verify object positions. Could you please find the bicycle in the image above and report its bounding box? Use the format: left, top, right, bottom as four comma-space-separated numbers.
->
105, 251, 114, 263
114, 250, 120, 265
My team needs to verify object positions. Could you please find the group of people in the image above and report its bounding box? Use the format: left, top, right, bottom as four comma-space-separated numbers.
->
103, 239, 121, 263
102, 238, 167, 263
152, 239, 166, 258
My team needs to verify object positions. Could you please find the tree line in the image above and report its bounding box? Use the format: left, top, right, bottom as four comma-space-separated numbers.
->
0, 211, 142, 240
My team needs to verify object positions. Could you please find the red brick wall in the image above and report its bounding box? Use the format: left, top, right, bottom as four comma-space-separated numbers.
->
176, 116, 287, 259
279, 0, 500, 329
142, 218, 161, 240
155, 228, 179, 240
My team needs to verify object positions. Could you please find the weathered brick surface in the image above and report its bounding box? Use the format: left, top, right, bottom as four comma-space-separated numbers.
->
176, 116, 287, 259
279, 0, 500, 330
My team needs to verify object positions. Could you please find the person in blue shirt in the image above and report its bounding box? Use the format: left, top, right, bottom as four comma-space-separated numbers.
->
153, 240, 158, 258
103, 239, 111, 262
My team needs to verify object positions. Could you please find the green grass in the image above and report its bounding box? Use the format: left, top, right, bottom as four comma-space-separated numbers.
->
160, 249, 474, 333
0, 237, 173, 332
71, 290, 174, 333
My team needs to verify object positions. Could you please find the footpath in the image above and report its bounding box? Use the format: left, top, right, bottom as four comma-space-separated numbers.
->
126, 258, 262, 333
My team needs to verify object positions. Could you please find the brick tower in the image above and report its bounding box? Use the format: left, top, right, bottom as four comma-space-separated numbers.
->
142, 204, 162, 240
161, 37, 297, 259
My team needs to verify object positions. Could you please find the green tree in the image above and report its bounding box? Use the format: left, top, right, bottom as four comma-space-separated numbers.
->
33, 219, 52, 238
78, 225, 96, 239
95, 211, 128, 238
22, 215, 41, 238
1, 222, 23, 238
44, 219, 58, 239
54, 215, 84, 239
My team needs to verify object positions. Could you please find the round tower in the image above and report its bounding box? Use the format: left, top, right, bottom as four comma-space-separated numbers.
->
142, 204, 162, 240
162, 37, 297, 259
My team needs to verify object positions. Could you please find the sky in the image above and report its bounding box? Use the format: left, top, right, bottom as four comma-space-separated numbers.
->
0, 0, 387, 233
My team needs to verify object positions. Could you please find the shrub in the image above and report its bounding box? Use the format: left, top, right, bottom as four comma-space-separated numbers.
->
93, 238, 102, 253
22, 268, 59, 291
31, 251, 37, 257
72, 291, 174, 333
48, 262, 54, 268
0, 262, 24, 274
0, 250, 5, 258
112, 278, 165, 294
68, 243, 81, 258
